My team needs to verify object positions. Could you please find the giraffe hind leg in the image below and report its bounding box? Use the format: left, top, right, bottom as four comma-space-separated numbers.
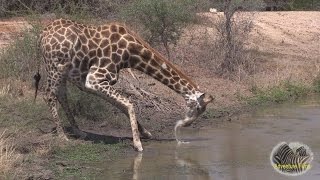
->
44, 75, 69, 141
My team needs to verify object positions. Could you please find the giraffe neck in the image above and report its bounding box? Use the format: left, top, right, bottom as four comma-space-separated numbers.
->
127, 42, 200, 99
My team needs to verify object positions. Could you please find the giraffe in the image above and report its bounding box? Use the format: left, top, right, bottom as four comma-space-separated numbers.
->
37, 18, 213, 151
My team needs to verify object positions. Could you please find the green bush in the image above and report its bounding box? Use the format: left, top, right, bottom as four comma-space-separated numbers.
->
0, 0, 126, 19
123, 0, 197, 58
248, 82, 308, 105
293, 0, 319, 10
0, 22, 42, 80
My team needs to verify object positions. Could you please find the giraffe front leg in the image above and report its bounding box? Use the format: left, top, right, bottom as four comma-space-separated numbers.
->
85, 74, 143, 151
57, 83, 87, 139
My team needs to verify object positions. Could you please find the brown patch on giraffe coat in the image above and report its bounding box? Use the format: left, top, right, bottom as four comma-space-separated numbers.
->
118, 39, 127, 49
97, 48, 103, 57
100, 39, 109, 48
99, 58, 111, 67
61, 48, 69, 53
112, 53, 121, 64
84, 29, 91, 38
73, 58, 81, 68
102, 25, 109, 30
161, 69, 171, 77
89, 29, 96, 37
107, 63, 116, 73
77, 51, 85, 58
105, 74, 112, 81
95, 33, 101, 38
141, 49, 152, 60
123, 34, 135, 42
103, 46, 111, 57
53, 25, 60, 31
163, 79, 169, 85
116, 49, 123, 55
53, 20, 60, 26
45, 44, 51, 51
89, 57, 99, 67
173, 76, 180, 81
57, 28, 66, 35
65, 30, 77, 41
174, 84, 181, 90
149, 59, 158, 67
79, 34, 88, 44
92, 37, 101, 44
74, 39, 81, 50
129, 56, 141, 67
118, 26, 126, 35
139, 63, 147, 69
82, 45, 89, 54
122, 50, 129, 61
111, 44, 118, 52
98, 68, 107, 74
101, 30, 110, 38
110, 33, 121, 43
146, 66, 157, 75
49, 37, 57, 45
128, 43, 143, 55
61, 40, 71, 48
55, 34, 65, 43
88, 40, 98, 49
88, 50, 97, 57
80, 57, 89, 71
110, 24, 118, 33
180, 80, 188, 86
171, 70, 178, 76
94, 73, 105, 78
156, 73, 163, 80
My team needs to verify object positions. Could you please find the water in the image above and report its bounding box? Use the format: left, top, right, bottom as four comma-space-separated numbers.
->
99, 98, 320, 180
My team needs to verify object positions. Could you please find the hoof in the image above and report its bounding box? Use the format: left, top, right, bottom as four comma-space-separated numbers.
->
141, 131, 152, 139
71, 127, 87, 139
133, 142, 143, 152
58, 133, 69, 141
134, 146, 143, 152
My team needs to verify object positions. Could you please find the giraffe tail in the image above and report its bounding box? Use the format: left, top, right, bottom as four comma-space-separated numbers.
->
33, 72, 41, 103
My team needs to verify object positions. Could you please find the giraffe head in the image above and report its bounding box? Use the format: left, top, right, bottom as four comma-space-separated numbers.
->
182, 91, 214, 127
175, 91, 213, 143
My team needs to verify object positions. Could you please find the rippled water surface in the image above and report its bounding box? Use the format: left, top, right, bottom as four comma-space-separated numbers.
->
98, 97, 320, 180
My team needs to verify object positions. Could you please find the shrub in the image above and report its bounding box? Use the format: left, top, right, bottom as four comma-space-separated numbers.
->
0, 0, 126, 19
0, 22, 42, 81
123, 0, 197, 60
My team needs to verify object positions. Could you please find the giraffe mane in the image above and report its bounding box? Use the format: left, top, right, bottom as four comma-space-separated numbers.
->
118, 24, 199, 90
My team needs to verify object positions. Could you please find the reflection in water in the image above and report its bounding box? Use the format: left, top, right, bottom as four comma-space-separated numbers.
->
175, 143, 210, 180
132, 153, 142, 180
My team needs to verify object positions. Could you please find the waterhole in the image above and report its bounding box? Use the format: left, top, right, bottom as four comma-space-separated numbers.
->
97, 97, 320, 180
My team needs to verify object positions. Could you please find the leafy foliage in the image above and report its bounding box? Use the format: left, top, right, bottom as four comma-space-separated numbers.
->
123, 0, 197, 58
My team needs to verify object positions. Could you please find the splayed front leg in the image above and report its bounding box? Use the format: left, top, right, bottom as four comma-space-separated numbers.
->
174, 117, 196, 144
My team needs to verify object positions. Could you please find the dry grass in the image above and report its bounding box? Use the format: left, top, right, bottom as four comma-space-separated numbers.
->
0, 130, 20, 177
